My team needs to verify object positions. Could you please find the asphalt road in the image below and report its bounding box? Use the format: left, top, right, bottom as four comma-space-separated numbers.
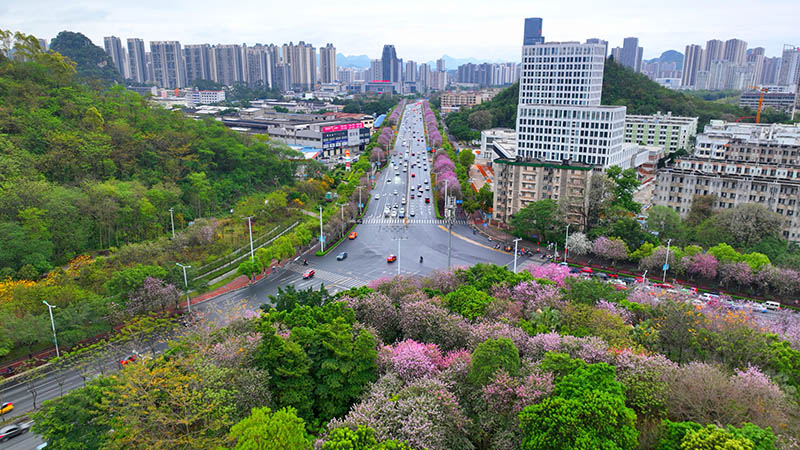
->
0, 101, 541, 449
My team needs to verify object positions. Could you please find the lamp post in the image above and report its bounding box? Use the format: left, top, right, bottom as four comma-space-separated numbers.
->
393, 236, 408, 276
662, 239, 672, 283
564, 223, 570, 264
176, 263, 192, 314
513, 237, 522, 273
42, 301, 59, 358
319, 205, 324, 253
357, 185, 364, 215
244, 216, 255, 261
168, 207, 175, 239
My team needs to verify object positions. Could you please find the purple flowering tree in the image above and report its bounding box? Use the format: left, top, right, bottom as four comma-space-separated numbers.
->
126, 276, 181, 316
433, 154, 456, 174
525, 263, 575, 287
377, 339, 445, 382
399, 300, 471, 351
682, 253, 718, 280
592, 237, 629, 263
344, 292, 400, 343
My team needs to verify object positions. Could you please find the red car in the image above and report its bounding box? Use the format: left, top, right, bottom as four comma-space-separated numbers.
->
348, 231, 358, 240
411, 173, 415, 177
120, 355, 136, 365
386, 254, 397, 263
580, 267, 593, 274
424, 197, 430, 203
303, 269, 315, 279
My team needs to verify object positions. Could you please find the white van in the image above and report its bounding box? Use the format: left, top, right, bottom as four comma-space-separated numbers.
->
765, 301, 781, 311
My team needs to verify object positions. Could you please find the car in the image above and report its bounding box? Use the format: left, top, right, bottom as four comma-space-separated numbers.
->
0, 424, 23, 442
0, 402, 12, 415
424, 197, 430, 203
393, 190, 398, 195
348, 231, 358, 240
410, 210, 416, 217
426, 186, 430, 191
424, 179, 429, 184
411, 173, 415, 177
580, 267, 593, 274
391, 210, 397, 218
399, 211, 405, 218
386, 254, 397, 263
374, 194, 380, 200
120, 355, 137, 365
393, 203, 399, 209
401, 198, 406, 205
411, 194, 415, 199
336, 252, 348, 261
302, 269, 315, 279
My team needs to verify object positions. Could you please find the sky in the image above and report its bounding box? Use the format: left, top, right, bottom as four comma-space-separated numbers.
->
3, 0, 798, 63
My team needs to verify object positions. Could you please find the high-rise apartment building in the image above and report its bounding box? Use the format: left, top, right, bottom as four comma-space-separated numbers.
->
405, 60, 418, 82
723, 38, 748, 65
436, 58, 446, 72
282, 42, 316, 91
761, 57, 782, 85
127, 38, 148, 83
681, 44, 704, 87
211, 44, 245, 86
184, 44, 212, 84
620, 37, 643, 72
246, 44, 274, 88
103, 36, 125, 78
319, 43, 336, 84
778, 45, 800, 87
381, 44, 399, 82
585, 38, 608, 58
522, 17, 544, 45
150, 41, 185, 88
418, 63, 430, 90
516, 19, 628, 168
703, 39, 725, 70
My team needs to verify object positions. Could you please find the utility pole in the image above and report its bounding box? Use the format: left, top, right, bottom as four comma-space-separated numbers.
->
564, 223, 570, 264
663, 239, 672, 283
244, 216, 255, 261
42, 301, 59, 358
176, 263, 192, 314
169, 207, 175, 239
393, 236, 408, 276
444, 179, 454, 269
357, 185, 364, 216
319, 205, 324, 253
339, 203, 345, 236
513, 237, 522, 273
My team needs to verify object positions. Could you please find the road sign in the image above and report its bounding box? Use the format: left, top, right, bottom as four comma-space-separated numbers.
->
456, 199, 463, 204
483, 223, 488, 227
320, 235, 326, 243
662, 263, 669, 271
358, 203, 363, 208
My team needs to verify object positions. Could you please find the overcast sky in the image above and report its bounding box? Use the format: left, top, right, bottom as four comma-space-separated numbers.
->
4, 0, 798, 62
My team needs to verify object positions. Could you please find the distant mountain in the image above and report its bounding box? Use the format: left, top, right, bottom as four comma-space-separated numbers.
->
425, 55, 512, 71
49, 31, 122, 85
644, 50, 684, 71
337, 53, 371, 68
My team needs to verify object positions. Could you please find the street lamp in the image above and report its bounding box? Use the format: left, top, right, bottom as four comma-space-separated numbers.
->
513, 238, 522, 273
244, 216, 254, 260
168, 207, 175, 239
42, 301, 59, 358
319, 205, 325, 253
393, 236, 408, 276
564, 223, 570, 264
176, 263, 192, 314
662, 239, 672, 283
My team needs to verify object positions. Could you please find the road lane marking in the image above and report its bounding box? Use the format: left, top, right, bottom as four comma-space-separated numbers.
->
436, 225, 509, 253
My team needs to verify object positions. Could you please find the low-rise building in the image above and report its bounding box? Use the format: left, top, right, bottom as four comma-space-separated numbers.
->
480, 128, 517, 160
186, 89, 226, 106
492, 157, 594, 228
654, 157, 800, 242
694, 120, 800, 164
624, 112, 698, 153
739, 89, 798, 117
440, 91, 482, 113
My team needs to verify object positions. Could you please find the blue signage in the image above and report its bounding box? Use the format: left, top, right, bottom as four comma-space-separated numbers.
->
662, 263, 669, 271
320, 235, 326, 243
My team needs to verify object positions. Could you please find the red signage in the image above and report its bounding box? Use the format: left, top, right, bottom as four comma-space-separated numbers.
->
322, 122, 364, 133
370, 80, 390, 83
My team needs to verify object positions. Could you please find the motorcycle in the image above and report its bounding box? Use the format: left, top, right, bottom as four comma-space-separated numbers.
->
419, 256, 424, 263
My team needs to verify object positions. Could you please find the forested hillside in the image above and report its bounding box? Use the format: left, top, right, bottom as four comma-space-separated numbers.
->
445, 59, 793, 141
49, 31, 123, 85
0, 35, 300, 276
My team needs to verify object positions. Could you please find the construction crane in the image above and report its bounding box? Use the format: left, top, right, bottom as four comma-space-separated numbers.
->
747, 86, 770, 123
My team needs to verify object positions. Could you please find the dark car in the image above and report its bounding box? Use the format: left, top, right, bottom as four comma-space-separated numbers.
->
337, 252, 348, 261
0, 424, 23, 442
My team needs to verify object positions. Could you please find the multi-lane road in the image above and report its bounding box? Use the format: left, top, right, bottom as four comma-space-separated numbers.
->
0, 101, 540, 449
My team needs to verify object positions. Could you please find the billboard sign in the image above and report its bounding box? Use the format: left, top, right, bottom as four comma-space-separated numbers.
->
322, 122, 364, 133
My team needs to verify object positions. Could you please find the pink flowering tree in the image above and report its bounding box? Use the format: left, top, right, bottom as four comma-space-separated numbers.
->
377, 339, 445, 382
344, 292, 400, 343
126, 276, 181, 316
682, 253, 718, 280
525, 263, 575, 287
399, 300, 471, 351
433, 154, 456, 174
592, 237, 629, 264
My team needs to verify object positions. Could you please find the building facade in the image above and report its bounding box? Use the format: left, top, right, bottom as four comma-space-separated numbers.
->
184, 44, 212, 84
492, 158, 594, 226
319, 43, 336, 84
624, 112, 699, 153
103, 36, 126, 78
150, 41, 186, 88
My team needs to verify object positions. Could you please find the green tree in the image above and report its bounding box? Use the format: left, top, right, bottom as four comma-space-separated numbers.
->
468, 337, 521, 385
31, 377, 113, 450
606, 166, 641, 214
476, 184, 493, 211
686, 194, 716, 227
228, 406, 310, 450
322, 426, 412, 450
457, 149, 475, 168
104, 264, 168, 298
646, 205, 687, 244
444, 285, 494, 320
510, 199, 562, 242
237, 258, 263, 281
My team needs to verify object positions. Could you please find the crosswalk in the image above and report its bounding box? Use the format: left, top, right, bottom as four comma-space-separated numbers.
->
360, 218, 468, 225
285, 264, 368, 290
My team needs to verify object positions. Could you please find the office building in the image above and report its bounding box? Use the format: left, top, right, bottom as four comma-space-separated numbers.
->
127, 38, 148, 83
515, 19, 629, 169
184, 44, 212, 84
492, 158, 594, 226
187, 89, 226, 106
624, 112, 698, 153
761, 57, 781, 85
523, 17, 544, 45
319, 43, 336, 84
740, 89, 797, 117
103, 36, 125, 78
274, 63, 292, 92
681, 44, 704, 88
418, 63, 430, 91
585, 38, 608, 58
381, 44, 399, 82
723, 38, 748, 65
778, 45, 800, 87
150, 41, 186, 88
369, 59, 382, 82
440, 91, 483, 113
436, 58, 446, 72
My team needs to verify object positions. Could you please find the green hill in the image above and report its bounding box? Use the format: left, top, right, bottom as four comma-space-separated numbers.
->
445, 59, 792, 142
49, 31, 123, 85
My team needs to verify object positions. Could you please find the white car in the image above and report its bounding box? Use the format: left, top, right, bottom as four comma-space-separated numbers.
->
374, 194, 380, 200
393, 190, 398, 195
